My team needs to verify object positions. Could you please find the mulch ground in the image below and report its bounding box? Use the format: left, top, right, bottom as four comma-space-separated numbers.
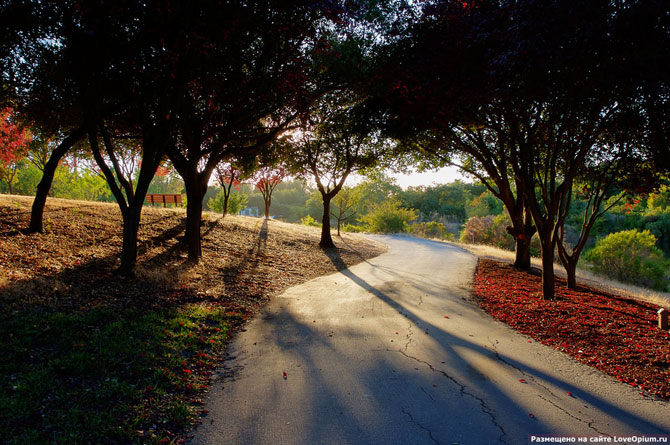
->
473, 259, 670, 400
0, 195, 386, 316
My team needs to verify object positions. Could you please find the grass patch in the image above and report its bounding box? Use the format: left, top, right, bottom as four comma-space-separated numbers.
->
0, 304, 237, 444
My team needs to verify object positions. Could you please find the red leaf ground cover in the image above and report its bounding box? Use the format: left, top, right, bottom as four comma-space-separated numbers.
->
473, 259, 670, 400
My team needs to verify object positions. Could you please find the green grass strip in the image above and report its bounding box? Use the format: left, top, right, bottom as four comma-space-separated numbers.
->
0, 304, 234, 444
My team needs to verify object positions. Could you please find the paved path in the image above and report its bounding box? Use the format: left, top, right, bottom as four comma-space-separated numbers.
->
192, 236, 670, 445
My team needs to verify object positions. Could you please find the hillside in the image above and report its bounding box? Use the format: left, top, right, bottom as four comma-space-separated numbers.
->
0, 194, 387, 443
0, 194, 386, 313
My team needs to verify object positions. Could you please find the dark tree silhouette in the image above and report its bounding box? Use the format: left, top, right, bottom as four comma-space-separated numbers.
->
287, 93, 387, 248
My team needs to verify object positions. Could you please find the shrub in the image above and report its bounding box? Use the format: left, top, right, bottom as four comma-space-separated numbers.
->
342, 223, 364, 233
300, 215, 320, 227
359, 200, 417, 233
410, 221, 454, 240
207, 190, 247, 215
585, 229, 668, 291
459, 214, 514, 250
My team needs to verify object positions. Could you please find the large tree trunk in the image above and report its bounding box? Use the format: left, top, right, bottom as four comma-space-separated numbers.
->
540, 237, 556, 300
184, 177, 207, 261
28, 127, 85, 233
507, 205, 535, 270
565, 259, 578, 289
118, 206, 141, 276
320, 195, 335, 248
514, 235, 532, 269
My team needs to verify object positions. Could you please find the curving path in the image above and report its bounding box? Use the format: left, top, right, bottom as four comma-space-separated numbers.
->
192, 235, 669, 444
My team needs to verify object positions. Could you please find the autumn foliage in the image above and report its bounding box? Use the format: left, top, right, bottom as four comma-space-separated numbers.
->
0, 109, 31, 193
254, 166, 287, 219
474, 259, 670, 400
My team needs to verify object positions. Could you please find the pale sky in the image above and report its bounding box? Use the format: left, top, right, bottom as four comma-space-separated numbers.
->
391, 166, 467, 189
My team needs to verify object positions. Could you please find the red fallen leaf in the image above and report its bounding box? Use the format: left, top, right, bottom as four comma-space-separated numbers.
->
519, 379, 527, 383
444, 315, 449, 319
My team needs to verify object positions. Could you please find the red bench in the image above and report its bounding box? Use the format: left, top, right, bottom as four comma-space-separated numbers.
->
145, 193, 182, 207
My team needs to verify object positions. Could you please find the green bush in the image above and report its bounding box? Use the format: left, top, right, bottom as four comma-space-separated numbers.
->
342, 223, 364, 233
585, 229, 669, 291
300, 215, 321, 227
459, 214, 515, 250
359, 200, 417, 233
207, 190, 247, 215
410, 221, 454, 240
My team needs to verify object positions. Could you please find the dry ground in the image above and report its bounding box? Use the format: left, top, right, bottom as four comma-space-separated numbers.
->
0, 194, 386, 315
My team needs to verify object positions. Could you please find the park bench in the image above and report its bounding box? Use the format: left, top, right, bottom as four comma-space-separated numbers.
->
145, 193, 182, 207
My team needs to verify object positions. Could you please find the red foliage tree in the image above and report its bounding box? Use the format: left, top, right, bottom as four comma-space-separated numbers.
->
0, 109, 31, 194
254, 166, 286, 220
214, 162, 243, 217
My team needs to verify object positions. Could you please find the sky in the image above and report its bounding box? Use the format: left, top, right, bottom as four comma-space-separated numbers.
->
391, 165, 467, 189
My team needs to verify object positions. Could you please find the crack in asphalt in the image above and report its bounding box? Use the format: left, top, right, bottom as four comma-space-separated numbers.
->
393, 348, 509, 444
401, 406, 441, 445
536, 395, 611, 437
404, 322, 415, 352
486, 339, 610, 438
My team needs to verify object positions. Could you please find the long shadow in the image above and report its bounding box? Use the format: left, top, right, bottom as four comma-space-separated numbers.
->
319, 237, 667, 435
208, 218, 272, 299
206, 303, 534, 444
0, 210, 216, 312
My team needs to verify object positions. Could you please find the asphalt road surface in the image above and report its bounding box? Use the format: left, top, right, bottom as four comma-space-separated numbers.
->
192, 235, 670, 445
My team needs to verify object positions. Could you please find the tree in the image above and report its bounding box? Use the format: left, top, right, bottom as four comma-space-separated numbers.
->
371, 0, 669, 299
287, 93, 389, 248
1, 1, 93, 231
331, 186, 361, 236
0, 108, 31, 194
555, 140, 645, 288
213, 163, 243, 218
160, 1, 351, 261
2, 0, 176, 277
253, 165, 287, 220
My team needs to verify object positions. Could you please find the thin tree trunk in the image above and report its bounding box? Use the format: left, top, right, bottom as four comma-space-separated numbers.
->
28, 126, 85, 233
320, 195, 335, 248
264, 198, 271, 220
223, 193, 229, 217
